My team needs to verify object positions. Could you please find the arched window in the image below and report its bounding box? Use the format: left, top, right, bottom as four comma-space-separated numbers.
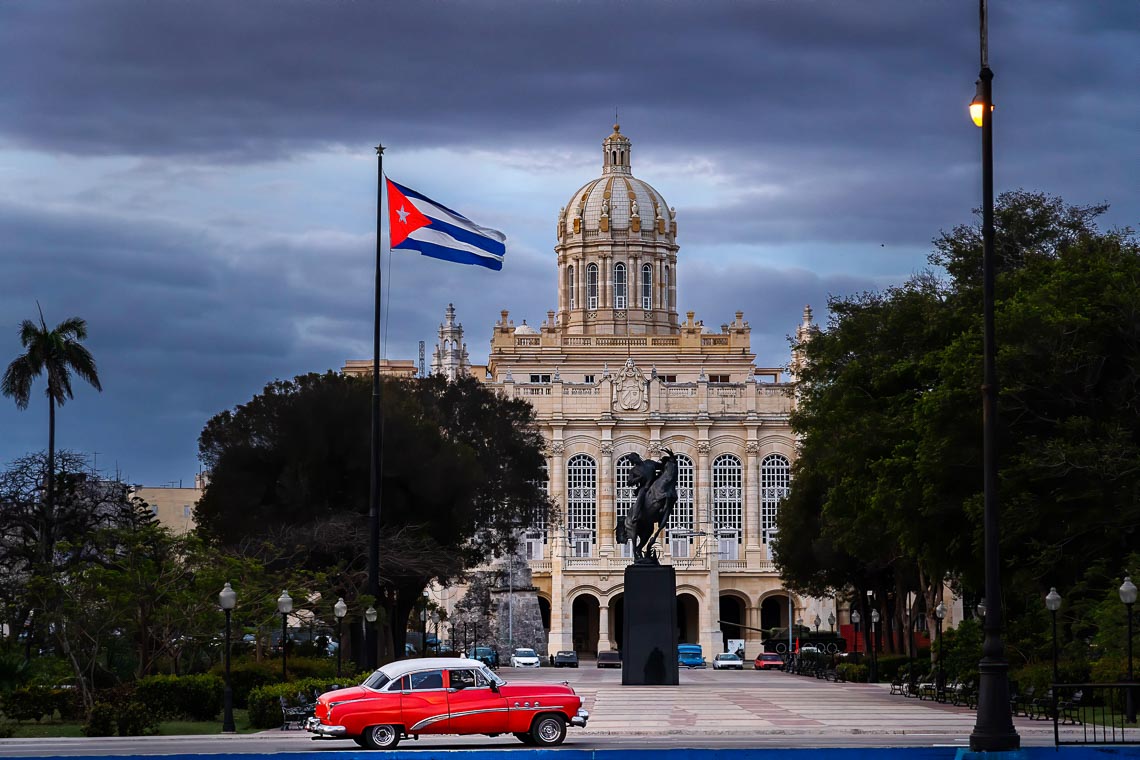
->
613, 262, 627, 309
612, 150, 617, 166
615, 455, 637, 557
641, 264, 652, 310
712, 453, 743, 560
566, 454, 597, 557
567, 266, 575, 310
761, 453, 791, 544
664, 266, 671, 310
586, 263, 599, 310
668, 453, 695, 557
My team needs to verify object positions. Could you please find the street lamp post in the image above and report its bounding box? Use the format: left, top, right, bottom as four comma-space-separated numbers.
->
871, 609, 881, 683
333, 598, 347, 679
364, 606, 377, 666
828, 612, 836, 632
851, 610, 862, 668
431, 611, 440, 654
968, 0, 1019, 752
218, 582, 237, 734
935, 601, 947, 698
1120, 576, 1136, 724
814, 615, 822, 633
277, 590, 293, 682
1045, 588, 1061, 686
977, 598, 986, 620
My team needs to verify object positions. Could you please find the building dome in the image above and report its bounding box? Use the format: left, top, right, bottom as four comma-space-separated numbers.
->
514, 321, 539, 335
557, 124, 675, 244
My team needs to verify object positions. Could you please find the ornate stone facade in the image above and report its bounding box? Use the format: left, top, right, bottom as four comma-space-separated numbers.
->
464, 127, 836, 659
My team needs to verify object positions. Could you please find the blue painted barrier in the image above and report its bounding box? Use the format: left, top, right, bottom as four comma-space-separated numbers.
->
20, 748, 1140, 760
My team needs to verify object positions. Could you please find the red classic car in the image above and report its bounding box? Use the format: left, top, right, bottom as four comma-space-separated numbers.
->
306, 657, 589, 748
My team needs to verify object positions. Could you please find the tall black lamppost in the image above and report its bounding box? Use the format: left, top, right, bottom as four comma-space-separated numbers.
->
977, 598, 986, 620
277, 590, 292, 681
870, 610, 881, 683
364, 606, 377, 667
967, 0, 1019, 752
1120, 576, 1136, 724
218, 582, 237, 734
431, 612, 440, 654
333, 597, 347, 679
1045, 588, 1061, 686
851, 610, 861, 667
935, 601, 947, 696
828, 613, 836, 632
814, 615, 822, 633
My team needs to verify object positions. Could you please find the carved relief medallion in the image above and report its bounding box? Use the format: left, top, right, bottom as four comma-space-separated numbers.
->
611, 357, 649, 412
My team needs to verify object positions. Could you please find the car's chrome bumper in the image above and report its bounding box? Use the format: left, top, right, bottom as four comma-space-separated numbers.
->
305, 717, 347, 737
570, 708, 589, 728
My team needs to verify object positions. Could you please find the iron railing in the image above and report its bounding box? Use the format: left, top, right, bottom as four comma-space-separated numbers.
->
1052, 682, 1139, 745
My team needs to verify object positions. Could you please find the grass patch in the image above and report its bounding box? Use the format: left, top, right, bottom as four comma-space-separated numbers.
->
8, 709, 259, 738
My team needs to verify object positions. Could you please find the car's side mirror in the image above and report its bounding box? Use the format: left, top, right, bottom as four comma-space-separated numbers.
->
490, 681, 500, 693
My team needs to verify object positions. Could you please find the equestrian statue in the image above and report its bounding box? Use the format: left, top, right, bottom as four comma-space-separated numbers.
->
615, 449, 678, 563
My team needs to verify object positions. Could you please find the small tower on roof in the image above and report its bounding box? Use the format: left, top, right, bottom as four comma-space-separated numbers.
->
431, 303, 471, 381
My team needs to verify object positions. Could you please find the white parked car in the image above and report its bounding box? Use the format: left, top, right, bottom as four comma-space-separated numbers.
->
510, 647, 541, 668
712, 652, 744, 670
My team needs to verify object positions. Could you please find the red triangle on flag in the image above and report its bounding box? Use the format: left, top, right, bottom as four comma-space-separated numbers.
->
387, 179, 432, 246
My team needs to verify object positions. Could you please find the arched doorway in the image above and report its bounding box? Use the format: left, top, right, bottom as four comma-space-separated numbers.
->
610, 594, 624, 650
676, 593, 700, 644
719, 595, 746, 654
571, 594, 599, 656
761, 595, 788, 630
537, 597, 551, 634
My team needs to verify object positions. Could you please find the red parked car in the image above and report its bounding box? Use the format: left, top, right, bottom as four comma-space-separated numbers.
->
754, 652, 784, 670
306, 657, 589, 748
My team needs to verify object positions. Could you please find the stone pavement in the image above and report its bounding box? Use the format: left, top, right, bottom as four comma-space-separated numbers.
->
520, 666, 1060, 743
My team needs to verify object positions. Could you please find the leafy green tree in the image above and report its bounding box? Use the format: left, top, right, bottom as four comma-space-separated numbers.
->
194, 372, 552, 662
2, 310, 102, 560
779, 191, 1140, 663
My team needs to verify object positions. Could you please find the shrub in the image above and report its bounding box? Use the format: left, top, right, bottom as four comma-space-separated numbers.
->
82, 703, 117, 737
875, 655, 911, 681
247, 678, 340, 729
837, 663, 868, 682
135, 674, 223, 721
116, 701, 158, 736
1012, 660, 1092, 696
3, 686, 71, 722
283, 657, 337, 680
209, 659, 278, 708
0, 719, 14, 739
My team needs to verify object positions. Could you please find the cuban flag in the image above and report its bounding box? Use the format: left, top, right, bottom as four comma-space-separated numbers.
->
386, 179, 505, 271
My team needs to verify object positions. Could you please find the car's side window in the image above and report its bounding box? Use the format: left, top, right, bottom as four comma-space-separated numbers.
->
449, 668, 486, 689
409, 669, 444, 691
386, 675, 408, 691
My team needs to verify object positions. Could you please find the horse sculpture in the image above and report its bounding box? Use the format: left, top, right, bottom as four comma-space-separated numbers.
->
615, 448, 678, 562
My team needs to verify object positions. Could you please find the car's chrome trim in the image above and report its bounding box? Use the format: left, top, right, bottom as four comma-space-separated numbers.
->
571, 708, 590, 727
409, 713, 450, 731
304, 717, 347, 737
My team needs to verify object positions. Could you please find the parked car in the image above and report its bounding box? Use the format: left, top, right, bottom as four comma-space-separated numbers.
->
306, 657, 589, 748
510, 648, 541, 668
596, 650, 622, 669
712, 652, 744, 670
553, 650, 579, 668
754, 652, 784, 670
472, 646, 500, 669
677, 643, 707, 669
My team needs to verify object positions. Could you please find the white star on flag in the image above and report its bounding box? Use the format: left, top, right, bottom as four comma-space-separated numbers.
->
396, 205, 410, 224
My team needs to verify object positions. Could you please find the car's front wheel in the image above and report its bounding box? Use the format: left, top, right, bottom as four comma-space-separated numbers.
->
361, 724, 401, 750
530, 714, 567, 747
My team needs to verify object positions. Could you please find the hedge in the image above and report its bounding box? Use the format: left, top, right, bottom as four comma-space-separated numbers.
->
1, 686, 81, 722
836, 663, 868, 682
208, 656, 339, 708
135, 674, 223, 721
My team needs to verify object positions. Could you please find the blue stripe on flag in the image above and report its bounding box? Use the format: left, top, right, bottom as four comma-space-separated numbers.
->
422, 216, 506, 256
389, 180, 470, 222
394, 238, 504, 271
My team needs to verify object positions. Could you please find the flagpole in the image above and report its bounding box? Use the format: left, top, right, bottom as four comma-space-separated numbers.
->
368, 144, 385, 671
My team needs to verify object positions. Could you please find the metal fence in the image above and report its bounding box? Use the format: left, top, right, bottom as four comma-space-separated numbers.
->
1052, 682, 1139, 745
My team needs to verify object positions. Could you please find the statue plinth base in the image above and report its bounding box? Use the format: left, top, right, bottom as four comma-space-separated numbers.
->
621, 563, 679, 685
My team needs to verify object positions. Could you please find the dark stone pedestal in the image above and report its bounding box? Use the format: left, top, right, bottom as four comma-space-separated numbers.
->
621, 563, 678, 685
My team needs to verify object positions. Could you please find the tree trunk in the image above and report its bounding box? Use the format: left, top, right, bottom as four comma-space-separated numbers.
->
41, 396, 56, 569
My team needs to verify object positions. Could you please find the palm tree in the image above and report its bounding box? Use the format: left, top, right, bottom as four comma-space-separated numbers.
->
2, 307, 103, 547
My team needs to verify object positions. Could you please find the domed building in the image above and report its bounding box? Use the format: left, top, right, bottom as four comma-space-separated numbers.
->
410, 126, 837, 660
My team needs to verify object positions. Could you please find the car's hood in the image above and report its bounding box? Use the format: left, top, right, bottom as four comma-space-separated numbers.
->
514, 656, 540, 662
320, 686, 372, 705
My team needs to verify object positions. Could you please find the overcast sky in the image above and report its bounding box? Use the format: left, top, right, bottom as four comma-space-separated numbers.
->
0, 1, 1136, 485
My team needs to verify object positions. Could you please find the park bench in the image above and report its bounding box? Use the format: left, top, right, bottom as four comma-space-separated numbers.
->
1010, 685, 1036, 717
889, 673, 906, 695
1058, 689, 1084, 725
279, 695, 312, 730
1030, 688, 1055, 721
917, 672, 939, 701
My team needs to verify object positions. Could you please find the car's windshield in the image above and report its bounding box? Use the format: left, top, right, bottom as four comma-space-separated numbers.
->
721, 654, 739, 660
515, 648, 536, 657
362, 671, 391, 690
480, 666, 505, 686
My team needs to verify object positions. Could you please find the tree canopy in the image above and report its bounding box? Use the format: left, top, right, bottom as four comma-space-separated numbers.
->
776, 191, 1140, 663
194, 371, 552, 660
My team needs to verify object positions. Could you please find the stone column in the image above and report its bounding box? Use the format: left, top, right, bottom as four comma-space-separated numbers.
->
745, 437, 761, 550
696, 432, 722, 658
547, 436, 573, 652
598, 429, 615, 557
597, 602, 612, 651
